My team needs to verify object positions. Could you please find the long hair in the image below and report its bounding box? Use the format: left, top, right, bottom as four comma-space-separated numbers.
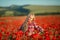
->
19, 13, 35, 32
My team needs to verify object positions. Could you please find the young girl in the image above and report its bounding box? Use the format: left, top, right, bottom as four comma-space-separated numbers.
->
25, 13, 44, 36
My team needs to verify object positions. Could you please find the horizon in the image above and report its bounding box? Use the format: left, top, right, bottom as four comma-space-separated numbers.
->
0, 4, 60, 7
0, 0, 60, 7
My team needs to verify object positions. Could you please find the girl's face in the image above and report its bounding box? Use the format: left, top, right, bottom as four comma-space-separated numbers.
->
28, 14, 35, 23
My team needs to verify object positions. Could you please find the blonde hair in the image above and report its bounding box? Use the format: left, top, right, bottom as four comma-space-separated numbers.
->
27, 13, 35, 22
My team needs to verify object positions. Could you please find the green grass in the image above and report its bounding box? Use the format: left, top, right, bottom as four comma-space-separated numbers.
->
0, 5, 60, 16
23, 5, 60, 14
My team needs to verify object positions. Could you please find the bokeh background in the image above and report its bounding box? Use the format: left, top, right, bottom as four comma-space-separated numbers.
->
0, 0, 60, 40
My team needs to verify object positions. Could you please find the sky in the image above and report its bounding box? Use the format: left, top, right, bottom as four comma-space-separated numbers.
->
0, 0, 60, 6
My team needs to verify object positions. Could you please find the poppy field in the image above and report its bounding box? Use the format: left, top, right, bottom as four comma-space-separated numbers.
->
0, 15, 60, 40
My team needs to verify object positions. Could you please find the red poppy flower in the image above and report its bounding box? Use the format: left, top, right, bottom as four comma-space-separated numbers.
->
42, 24, 48, 29
38, 35, 43, 40
16, 30, 23, 37
25, 31, 29, 37
1, 27, 5, 32
6, 32, 10, 36
45, 36, 50, 40
58, 36, 60, 39
52, 36, 56, 40
31, 33, 39, 38
44, 31, 49, 37
0, 32, 2, 40
16, 37, 20, 40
